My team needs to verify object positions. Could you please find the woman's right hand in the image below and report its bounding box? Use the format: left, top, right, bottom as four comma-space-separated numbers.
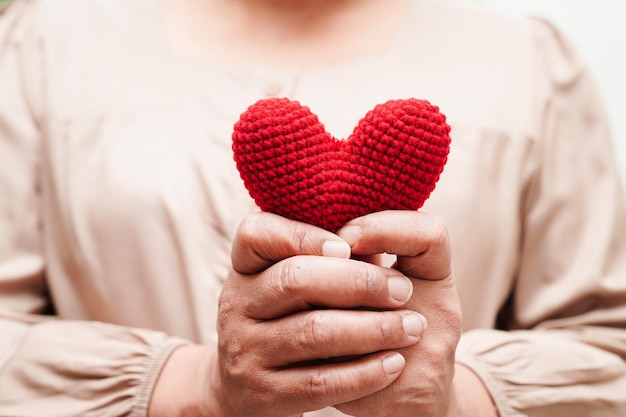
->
150, 212, 426, 417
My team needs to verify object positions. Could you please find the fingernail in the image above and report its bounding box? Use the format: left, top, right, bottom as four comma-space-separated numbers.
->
382, 353, 405, 374
322, 240, 351, 258
388, 276, 413, 303
337, 225, 361, 247
403, 313, 426, 338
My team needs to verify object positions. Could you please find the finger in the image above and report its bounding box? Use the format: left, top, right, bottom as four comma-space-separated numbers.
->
337, 210, 451, 281
244, 256, 414, 319
232, 212, 351, 274
260, 310, 426, 366
271, 351, 406, 414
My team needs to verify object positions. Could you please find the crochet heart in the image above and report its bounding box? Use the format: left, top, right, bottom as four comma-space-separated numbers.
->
232, 98, 451, 232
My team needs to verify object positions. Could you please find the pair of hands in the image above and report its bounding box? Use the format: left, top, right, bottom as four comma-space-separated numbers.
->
216, 210, 462, 417
152, 210, 477, 417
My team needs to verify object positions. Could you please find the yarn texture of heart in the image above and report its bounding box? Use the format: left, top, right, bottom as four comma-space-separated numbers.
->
232, 97, 451, 232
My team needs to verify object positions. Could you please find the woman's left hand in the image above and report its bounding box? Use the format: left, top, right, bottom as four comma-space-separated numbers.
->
334, 210, 463, 417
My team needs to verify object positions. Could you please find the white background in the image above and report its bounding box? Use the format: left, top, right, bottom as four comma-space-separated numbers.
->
462, 0, 626, 182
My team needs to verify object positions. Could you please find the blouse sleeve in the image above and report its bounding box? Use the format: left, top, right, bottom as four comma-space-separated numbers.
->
455, 18, 626, 417
0, 2, 188, 416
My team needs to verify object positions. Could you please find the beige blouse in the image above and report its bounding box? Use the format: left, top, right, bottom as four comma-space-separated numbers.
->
1, 0, 626, 416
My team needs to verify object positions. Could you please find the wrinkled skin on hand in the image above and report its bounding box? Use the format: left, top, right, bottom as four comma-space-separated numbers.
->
212, 211, 461, 417
335, 211, 462, 417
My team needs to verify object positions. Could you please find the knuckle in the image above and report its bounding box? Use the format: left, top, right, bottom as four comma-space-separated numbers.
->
435, 290, 463, 339
350, 262, 384, 300
374, 313, 394, 342
218, 327, 249, 377
275, 257, 310, 298
217, 283, 241, 330
298, 312, 333, 353
217, 292, 259, 379
425, 215, 450, 251
217, 296, 237, 328
449, 301, 463, 332
423, 321, 461, 365
306, 369, 334, 406
428, 337, 456, 365
286, 220, 313, 255
360, 263, 384, 299
352, 366, 374, 392
236, 212, 264, 246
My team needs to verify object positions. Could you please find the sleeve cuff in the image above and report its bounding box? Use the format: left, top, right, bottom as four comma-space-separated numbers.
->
131, 337, 190, 417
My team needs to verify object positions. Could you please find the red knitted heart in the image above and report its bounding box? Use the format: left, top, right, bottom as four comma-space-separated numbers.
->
232, 98, 451, 232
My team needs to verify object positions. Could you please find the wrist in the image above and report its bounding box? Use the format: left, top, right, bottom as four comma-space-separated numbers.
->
446, 363, 498, 417
149, 344, 216, 417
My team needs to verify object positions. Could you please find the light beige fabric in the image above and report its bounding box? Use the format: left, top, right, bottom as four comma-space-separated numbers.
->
1, 0, 626, 416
